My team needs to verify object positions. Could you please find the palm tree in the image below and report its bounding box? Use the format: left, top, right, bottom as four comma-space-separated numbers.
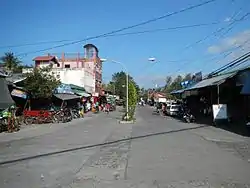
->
0, 52, 22, 73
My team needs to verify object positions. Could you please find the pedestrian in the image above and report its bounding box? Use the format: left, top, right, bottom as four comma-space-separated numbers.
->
106, 103, 110, 114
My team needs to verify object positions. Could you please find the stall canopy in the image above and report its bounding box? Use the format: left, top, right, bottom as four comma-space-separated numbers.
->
53, 93, 80, 101
54, 83, 91, 97
69, 84, 91, 97
0, 76, 14, 109
185, 72, 237, 91
171, 72, 237, 95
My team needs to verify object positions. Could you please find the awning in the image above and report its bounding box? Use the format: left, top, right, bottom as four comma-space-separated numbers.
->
11, 89, 28, 99
73, 90, 91, 97
53, 94, 80, 101
186, 72, 237, 91
0, 77, 14, 109
170, 88, 186, 94
69, 84, 86, 91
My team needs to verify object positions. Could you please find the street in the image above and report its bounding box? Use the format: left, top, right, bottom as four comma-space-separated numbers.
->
0, 107, 250, 188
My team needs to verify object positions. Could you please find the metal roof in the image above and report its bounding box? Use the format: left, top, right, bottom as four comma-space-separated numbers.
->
171, 72, 238, 95
33, 56, 56, 61
53, 93, 80, 101
186, 72, 237, 91
170, 88, 186, 94
5, 73, 26, 83
221, 59, 250, 74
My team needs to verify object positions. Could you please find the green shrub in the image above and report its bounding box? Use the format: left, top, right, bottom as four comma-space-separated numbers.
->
123, 82, 137, 121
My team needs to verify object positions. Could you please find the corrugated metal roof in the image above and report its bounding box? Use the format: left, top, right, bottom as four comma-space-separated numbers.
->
187, 72, 237, 90
53, 93, 80, 100
5, 73, 26, 83
170, 88, 186, 94
221, 59, 250, 74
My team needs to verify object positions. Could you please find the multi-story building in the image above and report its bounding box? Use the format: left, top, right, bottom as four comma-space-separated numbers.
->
23, 44, 102, 95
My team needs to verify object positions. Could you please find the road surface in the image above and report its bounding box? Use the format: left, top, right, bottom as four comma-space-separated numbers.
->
0, 107, 249, 188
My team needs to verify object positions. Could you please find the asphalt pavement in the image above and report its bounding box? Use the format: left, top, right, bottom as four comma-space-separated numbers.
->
0, 106, 250, 188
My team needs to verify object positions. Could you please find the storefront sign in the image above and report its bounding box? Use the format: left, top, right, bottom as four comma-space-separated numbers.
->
11, 89, 27, 99
212, 104, 227, 120
54, 84, 74, 94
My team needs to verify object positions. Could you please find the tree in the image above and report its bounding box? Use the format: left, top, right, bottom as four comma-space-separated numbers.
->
165, 76, 172, 88
128, 81, 137, 107
138, 87, 148, 101
161, 73, 193, 99
23, 67, 61, 98
170, 75, 183, 91
111, 71, 139, 100
126, 81, 137, 120
183, 73, 192, 81
0, 52, 22, 73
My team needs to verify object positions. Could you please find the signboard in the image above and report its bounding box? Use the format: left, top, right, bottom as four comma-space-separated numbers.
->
11, 89, 27, 99
158, 98, 166, 103
212, 104, 227, 120
54, 84, 74, 94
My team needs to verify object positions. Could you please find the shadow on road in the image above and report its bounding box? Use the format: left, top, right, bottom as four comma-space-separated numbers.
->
0, 124, 209, 166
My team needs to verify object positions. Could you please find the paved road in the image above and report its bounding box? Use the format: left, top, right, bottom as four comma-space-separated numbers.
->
0, 110, 128, 188
126, 106, 250, 188
0, 107, 250, 188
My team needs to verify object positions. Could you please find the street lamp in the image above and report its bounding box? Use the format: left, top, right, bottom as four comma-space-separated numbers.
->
101, 58, 129, 119
148, 57, 156, 62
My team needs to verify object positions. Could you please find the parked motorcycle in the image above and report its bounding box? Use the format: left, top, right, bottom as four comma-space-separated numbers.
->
0, 115, 8, 132
61, 108, 73, 122
183, 112, 195, 123
71, 108, 81, 119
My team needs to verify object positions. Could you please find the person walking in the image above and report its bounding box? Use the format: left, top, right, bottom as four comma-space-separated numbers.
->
106, 103, 110, 114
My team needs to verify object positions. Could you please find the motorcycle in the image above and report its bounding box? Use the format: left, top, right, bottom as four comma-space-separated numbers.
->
183, 112, 195, 123
71, 108, 81, 119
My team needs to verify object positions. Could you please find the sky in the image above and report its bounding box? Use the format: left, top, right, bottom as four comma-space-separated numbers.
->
0, 0, 250, 88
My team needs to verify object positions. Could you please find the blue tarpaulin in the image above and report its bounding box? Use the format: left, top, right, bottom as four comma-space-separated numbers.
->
54, 84, 74, 94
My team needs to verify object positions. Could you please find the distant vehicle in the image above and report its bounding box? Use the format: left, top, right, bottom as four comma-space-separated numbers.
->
167, 104, 181, 116
116, 99, 124, 106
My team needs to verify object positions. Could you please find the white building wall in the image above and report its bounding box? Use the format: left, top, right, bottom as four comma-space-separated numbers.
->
51, 68, 95, 93
23, 65, 96, 94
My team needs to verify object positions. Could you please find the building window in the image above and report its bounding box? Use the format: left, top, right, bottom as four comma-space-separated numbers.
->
57, 63, 60, 67
65, 64, 70, 68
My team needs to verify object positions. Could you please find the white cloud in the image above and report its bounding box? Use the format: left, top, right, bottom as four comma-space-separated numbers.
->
207, 29, 250, 54
224, 17, 231, 22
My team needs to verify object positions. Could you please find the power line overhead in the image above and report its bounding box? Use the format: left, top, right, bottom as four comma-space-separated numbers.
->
16, 0, 219, 57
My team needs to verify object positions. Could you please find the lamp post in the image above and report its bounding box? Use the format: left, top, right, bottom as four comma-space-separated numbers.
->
101, 58, 129, 119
